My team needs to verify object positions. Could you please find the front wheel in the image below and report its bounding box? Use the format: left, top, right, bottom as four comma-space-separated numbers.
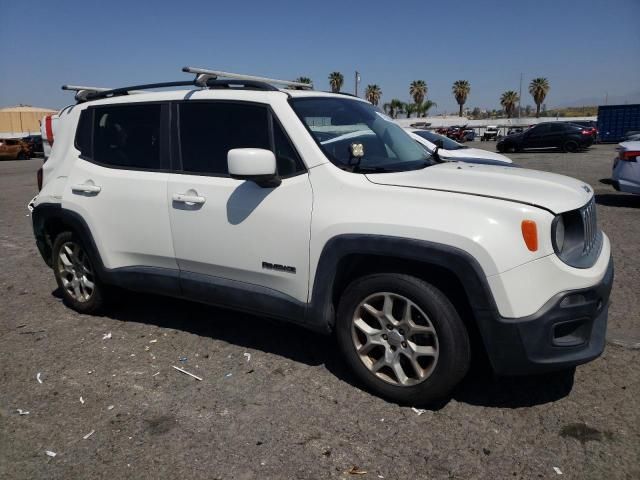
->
52, 231, 106, 314
336, 274, 471, 405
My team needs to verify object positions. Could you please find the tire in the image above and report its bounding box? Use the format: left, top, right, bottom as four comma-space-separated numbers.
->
563, 140, 578, 153
497, 143, 506, 153
336, 274, 471, 405
52, 231, 106, 314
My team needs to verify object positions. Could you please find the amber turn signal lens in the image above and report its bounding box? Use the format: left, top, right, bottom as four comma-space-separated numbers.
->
521, 220, 538, 251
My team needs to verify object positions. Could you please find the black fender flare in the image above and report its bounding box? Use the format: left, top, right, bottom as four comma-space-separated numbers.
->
31, 203, 107, 279
304, 234, 499, 334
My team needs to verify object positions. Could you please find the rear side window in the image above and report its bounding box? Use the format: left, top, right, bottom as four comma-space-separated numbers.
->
178, 102, 304, 176
92, 104, 162, 169
75, 109, 92, 157
550, 123, 566, 132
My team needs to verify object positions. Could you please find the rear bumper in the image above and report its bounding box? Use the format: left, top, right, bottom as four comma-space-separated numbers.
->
482, 255, 613, 375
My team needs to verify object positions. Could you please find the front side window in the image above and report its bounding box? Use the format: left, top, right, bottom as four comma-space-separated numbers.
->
291, 97, 432, 172
92, 104, 162, 169
177, 102, 304, 176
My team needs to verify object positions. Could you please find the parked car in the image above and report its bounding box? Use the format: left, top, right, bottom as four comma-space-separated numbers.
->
462, 128, 475, 141
0, 138, 30, 160
22, 135, 44, 157
406, 129, 513, 165
31, 68, 612, 404
497, 122, 594, 153
611, 141, 640, 195
622, 130, 640, 142
564, 121, 598, 142
481, 126, 499, 141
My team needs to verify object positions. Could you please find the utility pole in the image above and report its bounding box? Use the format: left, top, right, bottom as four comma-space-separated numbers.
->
518, 72, 523, 120
355, 71, 360, 97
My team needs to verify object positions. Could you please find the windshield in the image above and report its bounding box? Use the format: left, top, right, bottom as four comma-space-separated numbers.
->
412, 130, 467, 150
290, 97, 433, 172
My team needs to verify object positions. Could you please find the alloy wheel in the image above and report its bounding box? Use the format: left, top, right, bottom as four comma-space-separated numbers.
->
351, 292, 439, 386
56, 241, 95, 303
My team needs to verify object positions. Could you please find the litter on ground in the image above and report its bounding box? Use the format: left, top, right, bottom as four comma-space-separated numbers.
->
411, 407, 427, 415
16, 409, 29, 415
45, 451, 57, 458
553, 467, 563, 475
172, 365, 203, 381
80, 396, 85, 404
347, 466, 367, 475
102, 332, 112, 340
244, 352, 251, 362
83, 430, 95, 440
36, 372, 43, 384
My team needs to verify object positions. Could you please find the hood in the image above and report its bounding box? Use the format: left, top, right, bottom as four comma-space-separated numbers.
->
366, 162, 592, 213
439, 147, 513, 163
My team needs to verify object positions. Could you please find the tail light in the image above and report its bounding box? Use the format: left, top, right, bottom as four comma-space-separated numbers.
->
619, 150, 640, 162
37, 167, 43, 191
44, 115, 54, 147
581, 130, 592, 135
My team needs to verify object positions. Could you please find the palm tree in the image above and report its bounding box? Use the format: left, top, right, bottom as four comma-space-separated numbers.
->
294, 77, 312, 84
416, 100, 437, 117
403, 102, 417, 118
409, 80, 428, 105
383, 98, 404, 119
529, 78, 550, 118
328, 72, 344, 93
365, 84, 382, 106
500, 91, 520, 118
452, 80, 471, 117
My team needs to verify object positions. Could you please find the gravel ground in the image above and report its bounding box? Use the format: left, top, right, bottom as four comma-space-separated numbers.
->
1, 144, 638, 479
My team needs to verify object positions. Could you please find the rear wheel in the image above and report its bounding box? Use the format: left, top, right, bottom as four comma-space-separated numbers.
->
52, 232, 106, 314
336, 274, 471, 405
563, 140, 578, 153
497, 144, 506, 153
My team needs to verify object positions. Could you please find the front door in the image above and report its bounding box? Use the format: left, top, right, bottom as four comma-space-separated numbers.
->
167, 101, 313, 308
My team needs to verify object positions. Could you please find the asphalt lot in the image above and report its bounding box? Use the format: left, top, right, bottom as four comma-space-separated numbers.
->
1, 144, 638, 479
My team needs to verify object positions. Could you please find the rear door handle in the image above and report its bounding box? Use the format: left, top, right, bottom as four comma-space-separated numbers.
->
72, 184, 101, 194
172, 193, 206, 205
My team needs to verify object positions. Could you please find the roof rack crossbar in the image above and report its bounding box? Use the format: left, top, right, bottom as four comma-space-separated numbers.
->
183, 66, 313, 90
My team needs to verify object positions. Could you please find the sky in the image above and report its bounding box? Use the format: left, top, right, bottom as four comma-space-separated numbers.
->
1, 0, 639, 113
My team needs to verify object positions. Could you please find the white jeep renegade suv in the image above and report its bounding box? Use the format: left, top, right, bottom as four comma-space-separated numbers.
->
31, 68, 613, 404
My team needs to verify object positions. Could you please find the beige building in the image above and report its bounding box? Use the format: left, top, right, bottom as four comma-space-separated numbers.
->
0, 105, 58, 137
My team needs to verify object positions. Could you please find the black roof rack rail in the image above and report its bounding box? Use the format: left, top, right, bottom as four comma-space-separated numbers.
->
82, 81, 197, 102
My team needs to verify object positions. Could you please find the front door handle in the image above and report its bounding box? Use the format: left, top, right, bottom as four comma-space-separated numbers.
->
72, 183, 101, 194
172, 192, 206, 205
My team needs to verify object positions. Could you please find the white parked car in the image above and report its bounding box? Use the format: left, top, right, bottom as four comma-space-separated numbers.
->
406, 128, 513, 166
612, 141, 640, 195
31, 67, 612, 404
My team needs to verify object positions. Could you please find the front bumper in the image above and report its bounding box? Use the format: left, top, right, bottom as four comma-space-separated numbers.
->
482, 255, 613, 375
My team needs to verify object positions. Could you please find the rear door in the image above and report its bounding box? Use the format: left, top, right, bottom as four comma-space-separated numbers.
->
63, 103, 177, 272
166, 100, 313, 307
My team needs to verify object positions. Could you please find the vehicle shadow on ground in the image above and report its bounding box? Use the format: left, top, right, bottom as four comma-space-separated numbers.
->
595, 193, 640, 208
64, 288, 576, 410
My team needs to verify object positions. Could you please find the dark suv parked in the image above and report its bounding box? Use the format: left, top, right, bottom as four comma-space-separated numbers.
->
497, 122, 594, 153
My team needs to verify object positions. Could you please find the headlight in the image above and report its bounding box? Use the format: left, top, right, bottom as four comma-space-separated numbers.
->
552, 215, 565, 252
552, 200, 602, 269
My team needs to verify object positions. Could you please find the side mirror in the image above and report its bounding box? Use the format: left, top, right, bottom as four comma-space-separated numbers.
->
228, 148, 281, 188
